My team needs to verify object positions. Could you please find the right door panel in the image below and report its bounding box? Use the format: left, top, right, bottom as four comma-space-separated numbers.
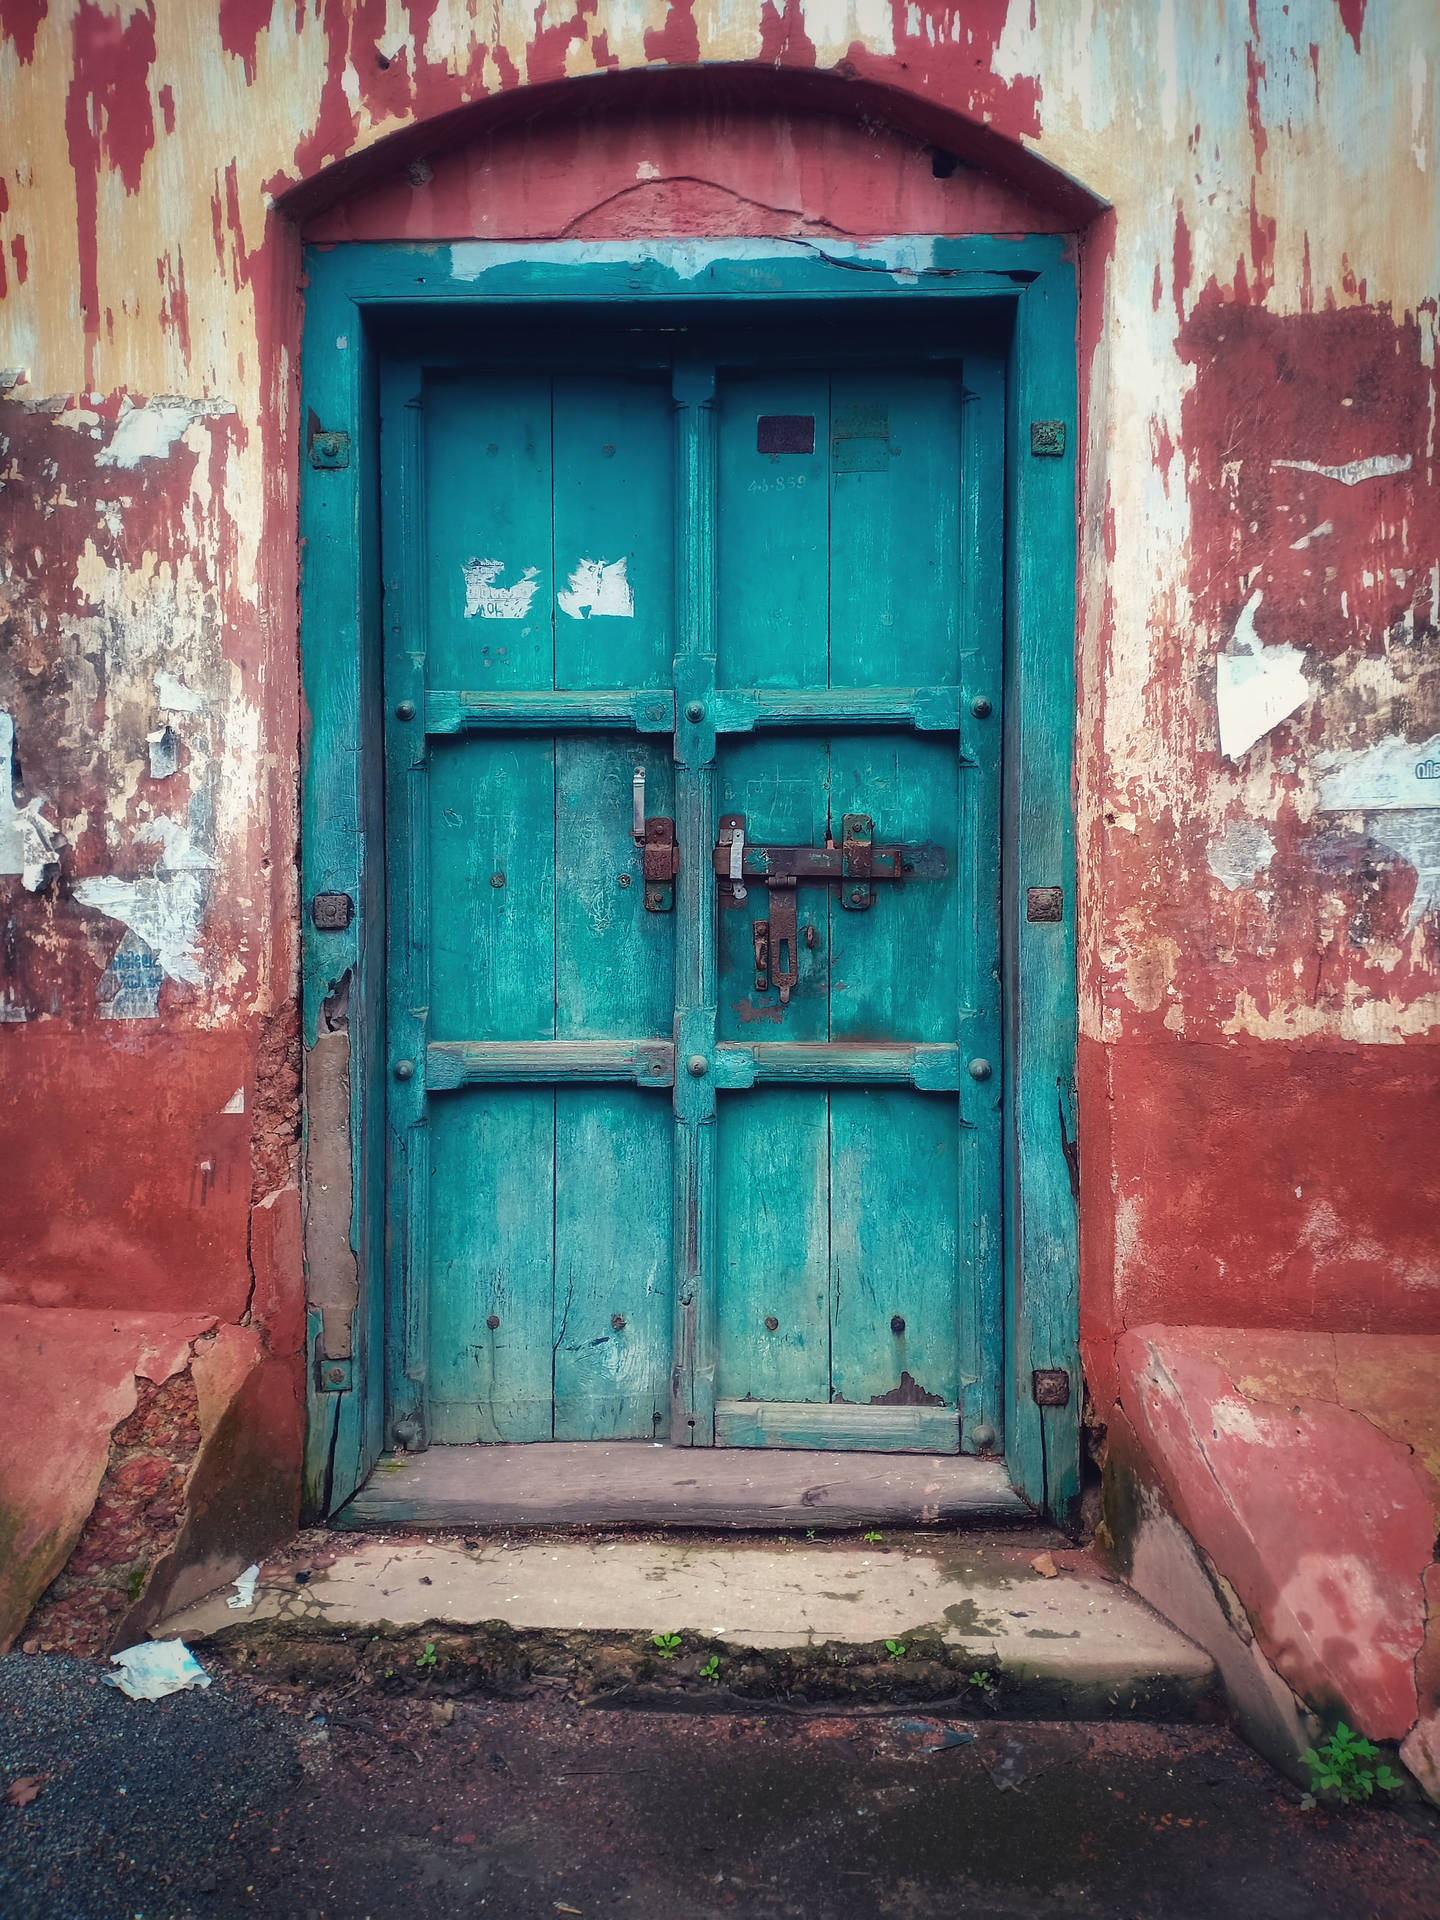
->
711, 360, 1000, 1453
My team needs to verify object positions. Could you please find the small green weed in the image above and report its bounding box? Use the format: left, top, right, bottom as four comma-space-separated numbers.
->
415, 1642, 438, 1671
1302, 1723, 1404, 1805
968, 1668, 997, 1695
805, 1529, 816, 1541
653, 1632, 682, 1659
862, 1531, 883, 1544
884, 1639, 907, 1661
699, 1654, 721, 1682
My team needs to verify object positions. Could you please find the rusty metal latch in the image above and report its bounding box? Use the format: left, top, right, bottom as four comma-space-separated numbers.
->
715, 812, 944, 1006
631, 767, 678, 912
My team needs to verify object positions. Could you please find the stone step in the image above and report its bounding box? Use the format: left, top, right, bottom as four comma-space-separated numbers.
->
156, 1529, 1217, 1721
337, 1441, 1028, 1530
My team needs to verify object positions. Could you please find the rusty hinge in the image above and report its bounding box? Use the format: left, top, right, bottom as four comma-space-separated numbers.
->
309, 429, 350, 469
1031, 1368, 1071, 1408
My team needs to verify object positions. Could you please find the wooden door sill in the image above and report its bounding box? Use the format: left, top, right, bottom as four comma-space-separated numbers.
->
334, 1440, 1028, 1530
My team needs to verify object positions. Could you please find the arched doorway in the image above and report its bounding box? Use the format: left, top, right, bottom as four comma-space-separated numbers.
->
296, 75, 1090, 1525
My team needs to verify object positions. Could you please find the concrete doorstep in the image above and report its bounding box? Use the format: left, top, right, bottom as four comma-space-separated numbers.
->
154, 1529, 1217, 1721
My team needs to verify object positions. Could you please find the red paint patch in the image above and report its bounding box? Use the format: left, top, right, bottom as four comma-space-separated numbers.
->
1179, 301, 1436, 663
643, 0, 701, 68
1335, 0, 1366, 54
1244, 40, 1266, 170
218, 0, 275, 85
304, 92, 1073, 245
1086, 1037, 1440, 1337
10, 234, 27, 285
0, 1029, 255, 1320
0, 0, 46, 63
63, 0, 157, 386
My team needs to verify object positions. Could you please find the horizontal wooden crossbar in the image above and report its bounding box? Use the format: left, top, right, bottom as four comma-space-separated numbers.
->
425, 1040, 675, 1088
712, 1042, 961, 1091
423, 1041, 962, 1091
423, 685, 967, 737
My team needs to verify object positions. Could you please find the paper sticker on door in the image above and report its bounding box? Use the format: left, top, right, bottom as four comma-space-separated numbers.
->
558, 556, 635, 619
462, 557, 542, 618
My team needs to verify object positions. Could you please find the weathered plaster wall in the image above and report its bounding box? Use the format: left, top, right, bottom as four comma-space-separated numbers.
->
1, 0, 1436, 1771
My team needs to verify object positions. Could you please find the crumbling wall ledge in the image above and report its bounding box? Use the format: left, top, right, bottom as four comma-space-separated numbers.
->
1089, 1324, 1440, 1804
0, 1304, 302, 1656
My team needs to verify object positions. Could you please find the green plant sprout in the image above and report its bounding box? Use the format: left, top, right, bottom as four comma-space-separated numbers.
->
1302, 1724, 1403, 1805
653, 1632, 682, 1659
862, 1531, 883, 1544
699, 1654, 721, 1682
885, 1639, 907, 1661
968, 1669, 996, 1695
415, 1641, 438, 1670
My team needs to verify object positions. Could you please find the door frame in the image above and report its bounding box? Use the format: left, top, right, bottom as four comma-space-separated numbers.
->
298, 235, 1081, 1522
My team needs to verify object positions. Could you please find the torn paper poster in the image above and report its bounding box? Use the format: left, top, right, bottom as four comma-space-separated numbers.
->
95, 397, 234, 469
1215, 592, 1311, 761
462, 557, 541, 619
1315, 734, 1440, 811
0, 711, 62, 890
1367, 813, 1440, 929
226, 1564, 260, 1610
154, 669, 204, 714
96, 928, 165, 1018
147, 726, 180, 778
1270, 453, 1412, 486
557, 556, 635, 619
104, 1640, 212, 1700
74, 816, 215, 994
1316, 737, 1440, 930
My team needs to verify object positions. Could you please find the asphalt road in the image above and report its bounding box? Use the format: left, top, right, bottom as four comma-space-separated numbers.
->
2, 1654, 1437, 1919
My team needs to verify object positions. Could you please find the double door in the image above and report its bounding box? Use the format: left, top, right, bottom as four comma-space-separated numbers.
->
382, 329, 1005, 1454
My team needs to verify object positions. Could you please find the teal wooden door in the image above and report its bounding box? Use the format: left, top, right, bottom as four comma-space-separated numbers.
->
383, 339, 1005, 1455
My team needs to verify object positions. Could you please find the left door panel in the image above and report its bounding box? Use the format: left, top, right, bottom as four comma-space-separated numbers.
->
383, 364, 677, 1445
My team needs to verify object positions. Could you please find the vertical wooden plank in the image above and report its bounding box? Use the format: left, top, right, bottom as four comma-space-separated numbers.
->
716, 1089, 830, 1403
552, 373, 673, 691
670, 360, 719, 1445
826, 370, 964, 1417
553, 1088, 671, 1439
380, 359, 431, 1447
1006, 267, 1082, 1522
301, 261, 381, 1511
956, 352, 1008, 1451
551, 374, 677, 1435
424, 373, 553, 691
713, 374, 833, 1412
828, 1088, 959, 1432
423, 374, 559, 1444
428, 1092, 555, 1443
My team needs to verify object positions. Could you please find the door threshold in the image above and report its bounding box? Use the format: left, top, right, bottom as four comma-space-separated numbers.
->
335, 1441, 1029, 1531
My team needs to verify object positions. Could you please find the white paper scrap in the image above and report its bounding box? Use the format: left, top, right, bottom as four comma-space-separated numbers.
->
226, 1564, 260, 1611
104, 1640, 212, 1701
